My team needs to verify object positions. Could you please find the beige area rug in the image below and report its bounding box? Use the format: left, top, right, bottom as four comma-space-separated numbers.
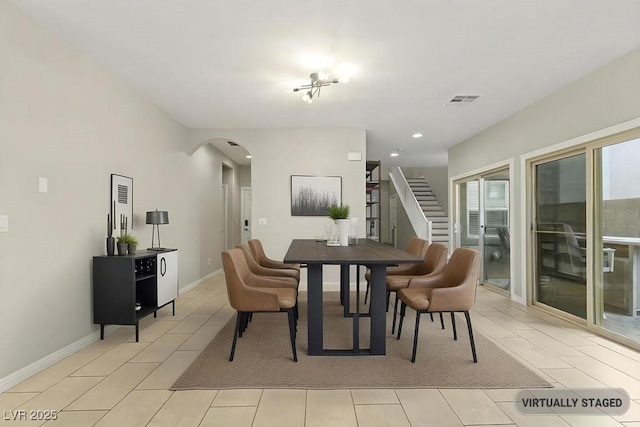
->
172, 292, 551, 390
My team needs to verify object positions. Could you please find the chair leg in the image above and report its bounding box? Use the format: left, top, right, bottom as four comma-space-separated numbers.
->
429, 313, 434, 322
287, 309, 298, 362
364, 281, 370, 304
464, 311, 478, 363
439, 312, 445, 329
386, 290, 391, 312
451, 312, 457, 340
239, 312, 250, 336
391, 292, 399, 334
411, 311, 422, 363
229, 312, 242, 361
397, 302, 407, 339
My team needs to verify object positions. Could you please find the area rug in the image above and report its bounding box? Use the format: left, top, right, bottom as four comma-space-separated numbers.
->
172, 292, 551, 390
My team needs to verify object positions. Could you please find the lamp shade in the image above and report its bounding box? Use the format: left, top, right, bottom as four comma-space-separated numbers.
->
146, 210, 169, 225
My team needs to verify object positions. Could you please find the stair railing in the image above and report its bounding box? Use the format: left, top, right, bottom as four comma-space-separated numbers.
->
389, 166, 432, 242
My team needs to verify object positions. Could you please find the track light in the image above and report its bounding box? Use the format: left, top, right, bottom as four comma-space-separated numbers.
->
292, 72, 345, 103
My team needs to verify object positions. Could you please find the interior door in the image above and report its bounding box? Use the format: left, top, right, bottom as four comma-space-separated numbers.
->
389, 194, 397, 247
241, 187, 252, 244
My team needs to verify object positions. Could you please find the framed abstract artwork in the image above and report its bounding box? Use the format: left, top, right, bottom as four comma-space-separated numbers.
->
291, 175, 342, 216
111, 174, 133, 234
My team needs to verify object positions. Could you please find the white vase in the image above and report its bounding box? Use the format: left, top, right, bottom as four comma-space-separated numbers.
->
335, 219, 350, 246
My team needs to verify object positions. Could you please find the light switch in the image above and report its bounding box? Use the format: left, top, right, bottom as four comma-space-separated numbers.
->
38, 177, 48, 193
258, 218, 267, 225
0, 215, 8, 232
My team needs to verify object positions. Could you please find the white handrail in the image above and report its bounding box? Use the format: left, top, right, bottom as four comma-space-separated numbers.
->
389, 166, 432, 242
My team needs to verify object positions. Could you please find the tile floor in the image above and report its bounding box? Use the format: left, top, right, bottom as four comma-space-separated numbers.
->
2, 274, 640, 426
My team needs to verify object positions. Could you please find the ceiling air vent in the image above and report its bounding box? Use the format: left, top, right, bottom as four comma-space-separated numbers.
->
227, 141, 239, 147
447, 94, 480, 105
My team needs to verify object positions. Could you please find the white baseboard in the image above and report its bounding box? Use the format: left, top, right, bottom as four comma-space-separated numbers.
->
0, 325, 119, 393
179, 269, 222, 295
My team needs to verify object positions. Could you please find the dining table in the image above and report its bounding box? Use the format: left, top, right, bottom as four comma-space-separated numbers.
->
283, 238, 423, 356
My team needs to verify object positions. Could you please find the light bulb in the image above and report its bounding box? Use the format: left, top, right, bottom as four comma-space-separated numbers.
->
412, 133, 423, 138
317, 71, 329, 81
302, 93, 311, 102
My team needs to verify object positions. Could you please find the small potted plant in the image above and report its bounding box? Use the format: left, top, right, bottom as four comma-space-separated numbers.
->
117, 234, 138, 255
327, 204, 350, 246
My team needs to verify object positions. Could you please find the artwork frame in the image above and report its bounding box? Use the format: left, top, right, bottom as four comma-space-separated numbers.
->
111, 174, 133, 234
291, 175, 342, 216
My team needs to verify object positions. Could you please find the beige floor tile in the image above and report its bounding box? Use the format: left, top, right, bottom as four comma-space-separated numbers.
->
136, 351, 199, 390
0, 393, 38, 411
72, 343, 149, 377
396, 389, 462, 427
622, 422, 640, 426
164, 301, 203, 321
166, 314, 211, 334
483, 389, 519, 402
495, 305, 549, 323
495, 337, 572, 369
66, 363, 158, 410
471, 301, 499, 312
306, 390, 357, 427
481, 311, 534, 330
9, 353, 102, 392
199, 406, 257, 427
585, 337, 640, 363
559, 357, 640, 399
470, 316, 519, 338
147, 390, 217, 427
93, 390, 171, 427
530, 322, 596, 346
178, 325, 223, 351
206, 308, 236, 326
497, 402, 569, 427
18, 377, 102, 412
129, 333, 190, 363
252, 389, 306, 427
541, 368, 608, 388
354, 404, 411, 427
573, 346, 640, 382
80, 328, 133, 353
192, 300, 226, 315
515, 329, 586, 357
350, 389, 399, 405
440, 389, 512, 425
561, 415, 624, 426
125, 319, 180, 343
211, 389, 263, 407
42, 410, 107, 426
614, 399, 640, 423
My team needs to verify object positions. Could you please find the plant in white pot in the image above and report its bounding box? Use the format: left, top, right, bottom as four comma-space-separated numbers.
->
328, 204, 350, 246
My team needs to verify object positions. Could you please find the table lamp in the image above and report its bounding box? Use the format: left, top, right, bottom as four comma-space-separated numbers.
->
146, 210, 169, 250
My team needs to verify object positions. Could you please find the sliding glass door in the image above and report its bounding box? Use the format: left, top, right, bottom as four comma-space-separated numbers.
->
593, 136, 640, 342
455, 168, 511, 291
533, 153, 587, 318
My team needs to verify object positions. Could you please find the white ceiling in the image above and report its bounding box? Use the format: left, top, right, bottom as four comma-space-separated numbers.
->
13, 0, 640, 167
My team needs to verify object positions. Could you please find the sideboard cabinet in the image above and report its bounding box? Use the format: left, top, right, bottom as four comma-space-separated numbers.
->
93, 249, 178, 341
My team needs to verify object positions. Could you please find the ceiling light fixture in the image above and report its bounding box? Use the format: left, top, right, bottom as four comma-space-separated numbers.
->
293, 72, 344, 103
390, 152, 400, 157
412, 133, 423, 138
245, 155, 252, 159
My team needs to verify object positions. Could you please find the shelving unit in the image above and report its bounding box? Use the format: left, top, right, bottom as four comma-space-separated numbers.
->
92, 249, 178, 341
366, 160, 381, 241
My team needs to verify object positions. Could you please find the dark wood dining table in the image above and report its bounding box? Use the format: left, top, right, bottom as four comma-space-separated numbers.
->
283, 239, 423, 356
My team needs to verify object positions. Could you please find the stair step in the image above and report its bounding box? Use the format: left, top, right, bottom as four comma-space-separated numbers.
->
431, 223, 448, 229
422, 206, 444, 211
432, 230, 449, 235
425, 211, 446, 217
429, 217, 448, 222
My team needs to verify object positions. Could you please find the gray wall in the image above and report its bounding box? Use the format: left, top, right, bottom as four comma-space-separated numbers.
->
402, 166, 449, 214
448, 48, 640, 300
0, 2, 235, 381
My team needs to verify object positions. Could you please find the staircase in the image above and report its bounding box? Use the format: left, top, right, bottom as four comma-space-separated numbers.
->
405, 178, 449, 244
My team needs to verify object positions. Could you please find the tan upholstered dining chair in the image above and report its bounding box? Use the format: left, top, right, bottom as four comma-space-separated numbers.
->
364, 236, 429, 304
396, 247, 481, 363
248, 239, 301, 272
386, 242, 448, 334
222, 248, 298, 362
236, 244, 300, 283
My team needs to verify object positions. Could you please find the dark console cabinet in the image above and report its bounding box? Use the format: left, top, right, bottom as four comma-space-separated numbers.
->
93, 249, 178, 341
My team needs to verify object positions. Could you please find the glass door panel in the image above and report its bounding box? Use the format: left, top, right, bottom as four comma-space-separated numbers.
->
594, 137, 640, 342
483, 172, 510, 290
534, 153, 587, 319
457, 180, 480, 252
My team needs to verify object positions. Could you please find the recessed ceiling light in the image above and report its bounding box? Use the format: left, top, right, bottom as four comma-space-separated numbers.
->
390, 152, 400, 157
412, 133, 423, 138
246, 155, 252, 159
